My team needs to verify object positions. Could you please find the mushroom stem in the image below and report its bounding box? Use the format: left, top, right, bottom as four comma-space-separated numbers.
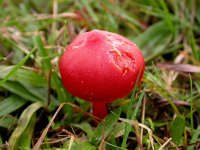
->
92, 101, 108, 119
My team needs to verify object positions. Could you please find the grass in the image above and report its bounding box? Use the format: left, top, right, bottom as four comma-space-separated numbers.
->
0, 0, 200, 149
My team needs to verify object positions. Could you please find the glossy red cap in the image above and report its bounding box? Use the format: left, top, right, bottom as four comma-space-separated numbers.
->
59, 30, 145, 103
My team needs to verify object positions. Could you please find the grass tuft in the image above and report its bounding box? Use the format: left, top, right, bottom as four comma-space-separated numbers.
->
0, 0, 200, 149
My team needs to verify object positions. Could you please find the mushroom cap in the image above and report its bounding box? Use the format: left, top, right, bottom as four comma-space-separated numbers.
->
59, 30, 145, 103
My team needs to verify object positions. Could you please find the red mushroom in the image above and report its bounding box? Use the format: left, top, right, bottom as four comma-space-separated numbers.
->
59, 30, 145, 119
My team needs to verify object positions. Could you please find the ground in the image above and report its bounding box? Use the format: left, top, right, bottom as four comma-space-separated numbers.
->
0, 0, 200, 149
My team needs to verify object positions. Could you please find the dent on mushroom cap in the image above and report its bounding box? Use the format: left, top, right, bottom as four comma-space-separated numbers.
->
72, 31, 104, 50
105, 33, 136, 75
72, 36, 86, 50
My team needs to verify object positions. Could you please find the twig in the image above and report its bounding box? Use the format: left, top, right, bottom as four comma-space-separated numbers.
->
190, 0, 195, 25
34, 12, 79, 20
133, 121, 143, 150
33, 102, 100, 150
140, 95, 146, 143
119, 118, 154, 150
47, 69, 53, 106
51, 0, 58, 32
158, 138, 172, 150
98, 119, 106, 150
68, 135, 75, 150
33, 103, 65, 150
42, 136, 70, 144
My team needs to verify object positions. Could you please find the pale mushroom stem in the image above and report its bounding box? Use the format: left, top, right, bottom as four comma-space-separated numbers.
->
92, 101, 108, 119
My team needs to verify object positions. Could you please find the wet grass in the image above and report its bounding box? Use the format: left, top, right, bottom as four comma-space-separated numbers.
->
0, 0, 200, 149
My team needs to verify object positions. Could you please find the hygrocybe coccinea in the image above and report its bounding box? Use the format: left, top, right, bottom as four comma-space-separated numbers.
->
59, 30, 145, 119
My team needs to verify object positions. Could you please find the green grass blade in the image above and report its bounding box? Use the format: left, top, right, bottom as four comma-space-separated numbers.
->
0, 135, 2, 146
151, 63, 180, 115
121, 88, 145, 148
189, 74, 194, 133
65, 140, 96, 150
16, 113, 36, 149
188, 126, 200, 150
188, 29, 200, 61
80, 0, 98, 24
0, 115, 17, 129
8, 102, 44, 150
51, 71, 74, 123
104, 141, 127, 150
106, 122, 126, 142
0, 95, 27, 117
0, 47, 36, 87
0, 65, 47, 87
90, 107, 122, 145
72, 122, 94, 137
2, 81, 44, 102
158, 0, 174, 33
170, 115, 185, 145
33, 35, 51, 72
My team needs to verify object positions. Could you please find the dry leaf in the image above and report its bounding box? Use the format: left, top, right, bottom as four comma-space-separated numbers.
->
157, 64, 200, 73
